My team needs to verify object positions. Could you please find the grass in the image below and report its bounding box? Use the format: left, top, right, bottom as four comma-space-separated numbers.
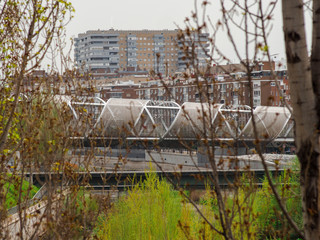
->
2, 174, 39, 209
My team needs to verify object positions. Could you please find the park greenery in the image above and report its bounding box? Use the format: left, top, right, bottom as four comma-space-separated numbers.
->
3, 174, 38, 209
91, 170, 302, 240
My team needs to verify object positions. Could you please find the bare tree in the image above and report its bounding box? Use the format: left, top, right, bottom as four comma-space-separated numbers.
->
0, 0, 83, 239
150, 0, 314, 239
173, 0, 320, 239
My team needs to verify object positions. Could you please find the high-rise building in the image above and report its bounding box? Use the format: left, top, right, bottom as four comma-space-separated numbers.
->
74, 29, 209, 78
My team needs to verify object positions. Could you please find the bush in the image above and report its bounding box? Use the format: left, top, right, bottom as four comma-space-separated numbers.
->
93, 172, 184, 240
92, 168, 302, 239
2, 174, 39, 209
254, 170, 302, 239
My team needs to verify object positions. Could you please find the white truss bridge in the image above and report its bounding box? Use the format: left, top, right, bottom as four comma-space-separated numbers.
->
55, 96, 294, 143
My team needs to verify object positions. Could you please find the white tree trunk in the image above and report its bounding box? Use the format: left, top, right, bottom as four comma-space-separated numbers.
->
282, 0, 320, 239
311, 0, 320, 237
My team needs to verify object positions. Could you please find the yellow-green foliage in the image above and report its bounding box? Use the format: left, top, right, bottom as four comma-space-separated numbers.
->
194, 184, 259, 240
94, 172, 183, 240
93, 170, 302, 240
253, 170, 302, 239
2, 174, 39, 209
0, 88, 21, 156
197, 170, 302, 240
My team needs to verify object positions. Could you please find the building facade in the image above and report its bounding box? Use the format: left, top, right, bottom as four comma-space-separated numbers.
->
74, 29, 209, 78
95, 62, 289, 107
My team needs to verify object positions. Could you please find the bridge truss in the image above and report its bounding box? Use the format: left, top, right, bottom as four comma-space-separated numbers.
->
55, 96, 294, 142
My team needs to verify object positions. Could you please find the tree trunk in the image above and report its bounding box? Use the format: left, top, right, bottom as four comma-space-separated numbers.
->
311, 0, 320, 237
282, 0, 320, 239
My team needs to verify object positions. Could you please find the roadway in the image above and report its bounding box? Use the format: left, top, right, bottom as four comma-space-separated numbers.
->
26, 168, 286, 190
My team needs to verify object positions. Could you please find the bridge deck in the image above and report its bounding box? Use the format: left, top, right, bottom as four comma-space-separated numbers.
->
27, 169, 287, 190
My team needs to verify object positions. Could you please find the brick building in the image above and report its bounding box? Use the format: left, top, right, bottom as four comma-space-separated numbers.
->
96, 61, 290, 108
99, 81, 139, 100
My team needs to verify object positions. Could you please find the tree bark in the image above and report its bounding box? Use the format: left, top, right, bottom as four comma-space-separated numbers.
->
311, 0, 320, 237
282, 0, 320, 239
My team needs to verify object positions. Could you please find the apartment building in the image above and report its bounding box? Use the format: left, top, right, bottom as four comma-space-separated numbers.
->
214, 70, 289, 107
176, 31, 210, 71
74, 29, 209, 78
96, 67, 289, 107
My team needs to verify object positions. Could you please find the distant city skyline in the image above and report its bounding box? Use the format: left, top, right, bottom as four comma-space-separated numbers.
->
73, 29, 209, 75
66, 0, 312, 66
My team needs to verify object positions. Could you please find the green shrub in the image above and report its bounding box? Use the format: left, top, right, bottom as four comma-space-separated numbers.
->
254, 170, 302, 239
92, 168, 302, 240
93, 172, 185, 240
2, 174, 39, 209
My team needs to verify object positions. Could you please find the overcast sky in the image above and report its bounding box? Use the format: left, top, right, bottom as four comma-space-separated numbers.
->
68, 0, 201, 35
65, 0, 312, 64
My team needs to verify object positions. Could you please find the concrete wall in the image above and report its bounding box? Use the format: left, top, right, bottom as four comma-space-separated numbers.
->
145, 151, 198, 166
197, 146, 248, 167
71, 147, 146, 160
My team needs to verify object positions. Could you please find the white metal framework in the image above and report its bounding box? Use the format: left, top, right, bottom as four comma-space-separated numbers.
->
55, 96, 294, 141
